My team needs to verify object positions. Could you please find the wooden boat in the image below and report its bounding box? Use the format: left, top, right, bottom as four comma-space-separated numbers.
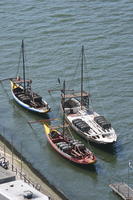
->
44, 123, 96, 165
60, 46, 117, 144
10, 40, 50, 114
29, 81, 96, 165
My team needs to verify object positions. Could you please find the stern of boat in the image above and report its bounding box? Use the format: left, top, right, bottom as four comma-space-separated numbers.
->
10, 79, 14, 90
43, 124, 51, 135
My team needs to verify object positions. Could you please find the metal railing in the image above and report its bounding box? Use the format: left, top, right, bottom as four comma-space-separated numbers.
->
0, 152, 41, 191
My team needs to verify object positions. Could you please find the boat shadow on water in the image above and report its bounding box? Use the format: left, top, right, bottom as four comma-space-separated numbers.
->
73, 161, 97, 172
90, 141, 118, 155
88, 141, 120, 165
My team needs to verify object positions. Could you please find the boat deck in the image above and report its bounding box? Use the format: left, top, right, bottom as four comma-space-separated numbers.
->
109, 182, 133, 200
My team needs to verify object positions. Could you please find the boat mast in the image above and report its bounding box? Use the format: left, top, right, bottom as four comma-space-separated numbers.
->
62, 80, 66, 136
22, 40, 26, 93
81, 45, 84, 109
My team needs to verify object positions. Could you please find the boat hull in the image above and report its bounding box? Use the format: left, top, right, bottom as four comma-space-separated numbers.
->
10, 81, 50, 114
44, 124, 96, 165
69, 121, 117, 144
60, 104, 117, 145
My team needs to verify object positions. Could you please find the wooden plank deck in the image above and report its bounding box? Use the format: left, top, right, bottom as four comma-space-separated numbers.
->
109, 183, 133, 200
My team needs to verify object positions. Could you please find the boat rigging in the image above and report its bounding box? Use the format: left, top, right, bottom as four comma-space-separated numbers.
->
10, 40, 50, 114
60, 46, 117, 144
30, 81, 96, 165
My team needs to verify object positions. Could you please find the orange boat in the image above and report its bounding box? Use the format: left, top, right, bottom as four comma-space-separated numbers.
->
44, 123, 96, 165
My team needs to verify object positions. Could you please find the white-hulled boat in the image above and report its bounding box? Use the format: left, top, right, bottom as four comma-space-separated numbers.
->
60, 46, 117, 144
10, 40, 50, 114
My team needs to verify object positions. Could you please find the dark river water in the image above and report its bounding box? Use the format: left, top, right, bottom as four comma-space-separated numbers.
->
0, 0, 133, 199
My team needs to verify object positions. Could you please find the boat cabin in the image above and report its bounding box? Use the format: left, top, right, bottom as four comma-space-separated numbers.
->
61, 91, 90, 114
